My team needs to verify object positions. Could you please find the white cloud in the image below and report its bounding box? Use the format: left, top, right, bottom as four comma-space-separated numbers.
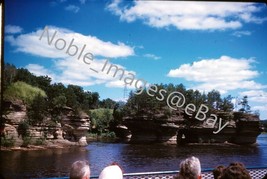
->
6, 26, 138, 89
107, 1, 267, 31
144, 53, 161, 60
25, 64, 55, 79
25, 58, 140, 89
167, 56, 266, 94
5, 25, 23, 34
239, 90, 267, 103
6, 26, 134, 59
65, 5, 80, 13
232, 31, 252, 37
252, 105, 267, 112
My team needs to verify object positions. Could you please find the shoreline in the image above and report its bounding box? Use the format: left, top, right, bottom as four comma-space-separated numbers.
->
0, 140, 260, 151
0, 139, 84, 151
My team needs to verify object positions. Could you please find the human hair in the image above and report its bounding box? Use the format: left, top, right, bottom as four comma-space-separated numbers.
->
178, 156, 201, 179
98, 163, 123, 179
213, 165, 225, 179
219, 162, 251, 179
70, 160, 90, 179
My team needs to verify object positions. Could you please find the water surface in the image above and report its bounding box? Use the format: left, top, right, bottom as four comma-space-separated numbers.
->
0, 134, 266, 178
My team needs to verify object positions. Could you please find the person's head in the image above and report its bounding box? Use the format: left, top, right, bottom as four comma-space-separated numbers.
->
179, 156, 201, 179
70, 160, 90, 179
213, 165, 225, 179
98, 163, 123, 179
219, 163, 251, 179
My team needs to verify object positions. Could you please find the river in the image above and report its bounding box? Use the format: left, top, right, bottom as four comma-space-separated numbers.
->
0, 134, 267, 178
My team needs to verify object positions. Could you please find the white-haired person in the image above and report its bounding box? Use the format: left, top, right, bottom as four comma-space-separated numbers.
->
99, 162, 123, 179
70, 160, 90, 179
175, 156, 202, 179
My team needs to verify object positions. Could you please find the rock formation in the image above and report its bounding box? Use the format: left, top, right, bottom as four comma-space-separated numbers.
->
1, 100, 91, 148
121, 109, 262, 145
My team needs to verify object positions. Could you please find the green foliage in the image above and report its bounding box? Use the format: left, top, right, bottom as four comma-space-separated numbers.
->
100, 132, 116, 139
220, 95, 234, 112
27, 93, 48, 125
52, 95, 67, 108
207, 90, 222, 109
112, 102, 125, 124
22, 136, 33, 147
0, 136, 15, 147
35, 137, 45, 146
90, 108, 114, 134
4, 63, 17, 88
239, 96, 251, 113
99, 98, 116, 109
123, 83, 236, 120
4, 64, 101, 113
17, 121, 30, 138
3, 81, 46, 105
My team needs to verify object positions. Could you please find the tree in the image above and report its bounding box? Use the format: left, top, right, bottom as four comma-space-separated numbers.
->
15, 68, 37, 86
90, 108, 113, 134
100, 98, 116, 109
17, 121, 30, 138
52, 95, 67, 109
220, 95, 234, 112
193, 90, 204, 107
239, 96, 251, 113
4, 63, 17, 88
27, 93, 48, 125
35, 75, 52, 92
65, 85, 79, 110
91, 92, 100, 109
207, 90, 222, 109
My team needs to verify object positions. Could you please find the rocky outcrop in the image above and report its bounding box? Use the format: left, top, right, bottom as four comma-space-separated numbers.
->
122, 111, 183, 144
1, 100, 91, 148
122, 110, 262, 145
61, 107, 90, 146
3, 100, 27, 125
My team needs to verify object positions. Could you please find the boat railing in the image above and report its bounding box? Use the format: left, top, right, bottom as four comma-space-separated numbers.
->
45, 166, 267, 179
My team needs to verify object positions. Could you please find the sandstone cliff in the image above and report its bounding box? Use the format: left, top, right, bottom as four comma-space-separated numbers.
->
120, 108, 262, 145
1, 100, 91, 149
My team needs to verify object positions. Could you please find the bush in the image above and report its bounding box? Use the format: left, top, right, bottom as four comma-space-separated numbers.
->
35, 137, 45, 146
27, 93, 48, 125
100, 132, 116, 139
4, 81, 46, 105
0, 136, 15, 147
22, 136, 33, 147
89, 108, 114, 134
18, 121, 30, 138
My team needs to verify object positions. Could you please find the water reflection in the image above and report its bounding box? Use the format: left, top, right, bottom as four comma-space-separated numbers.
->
0, 134, 266, 178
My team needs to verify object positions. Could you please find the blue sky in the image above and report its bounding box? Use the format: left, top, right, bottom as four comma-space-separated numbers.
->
4, 0, 267, 119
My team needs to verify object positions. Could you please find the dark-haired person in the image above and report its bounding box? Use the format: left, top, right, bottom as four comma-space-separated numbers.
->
219, 162, 251, 179
70, 160, 90, 179
213, 165, 225, 179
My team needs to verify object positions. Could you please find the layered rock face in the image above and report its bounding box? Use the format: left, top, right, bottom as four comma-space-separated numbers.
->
1, 100, 90, 147
122, 109, 184, 144
61, 107, 90, 146
122, 110, 262, 145
2, 100, 26, 146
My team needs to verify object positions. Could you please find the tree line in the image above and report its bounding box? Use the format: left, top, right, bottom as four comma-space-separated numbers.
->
3, 63, 117, 134
3, 63, 254, 136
